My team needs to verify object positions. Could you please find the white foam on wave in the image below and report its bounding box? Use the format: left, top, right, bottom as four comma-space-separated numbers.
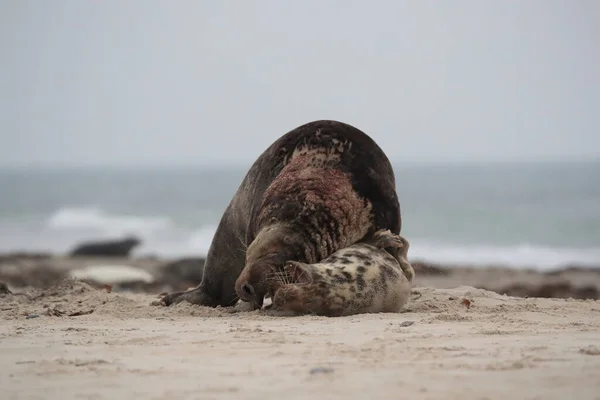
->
46, 207, 172, 236
408, 240, 600, 270
134, 225, 219, 258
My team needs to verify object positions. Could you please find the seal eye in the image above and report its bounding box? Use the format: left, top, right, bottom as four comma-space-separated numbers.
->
284, 261, 295, 270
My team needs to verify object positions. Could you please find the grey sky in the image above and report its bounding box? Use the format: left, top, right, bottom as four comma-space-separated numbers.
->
1, 0, 598, 167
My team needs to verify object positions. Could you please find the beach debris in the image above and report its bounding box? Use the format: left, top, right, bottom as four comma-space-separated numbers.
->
411, 290, 423, 300
72, 359, 109, 367
25, 313, 39, 319
310, 367, 335, 375
398, 320, 415, 327
46, 306, 66, 317
0, 282, 12, 295
67, 309, 95, 317
44, 305, 94, 317
579, 345, 600, 356
461, 298, 472, 310
53, 357, 110, 367
103, 284, 113, 293
448, 296, 457, 300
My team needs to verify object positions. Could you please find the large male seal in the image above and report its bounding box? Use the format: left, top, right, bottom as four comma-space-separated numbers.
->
267, 229, 414, 317
159, 120, 401, 309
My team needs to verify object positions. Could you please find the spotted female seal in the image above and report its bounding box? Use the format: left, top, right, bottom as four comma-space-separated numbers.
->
266, 229, 413, 317
158, 120, 402, 309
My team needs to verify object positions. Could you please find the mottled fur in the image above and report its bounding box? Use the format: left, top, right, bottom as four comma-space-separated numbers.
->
158, 120, 401, 309
235, 149, 376, 306
269, 229, 414, 317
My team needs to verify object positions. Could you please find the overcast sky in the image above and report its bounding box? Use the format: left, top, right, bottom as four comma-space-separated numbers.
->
1, 1, 598, 168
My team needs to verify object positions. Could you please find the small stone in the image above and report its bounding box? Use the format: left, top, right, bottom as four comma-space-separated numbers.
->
398, 321, 415, 327
310, 367, 334, 375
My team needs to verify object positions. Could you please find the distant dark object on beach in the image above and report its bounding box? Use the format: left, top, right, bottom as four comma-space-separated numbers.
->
158, 257, 206, 291
69, 236, 142, 258
491, 281, 599, 300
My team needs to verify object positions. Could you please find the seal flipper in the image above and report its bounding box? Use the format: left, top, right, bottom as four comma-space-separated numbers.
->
368, 229, 405, 250
157, 286, 214, 307
362, 230, 415, 283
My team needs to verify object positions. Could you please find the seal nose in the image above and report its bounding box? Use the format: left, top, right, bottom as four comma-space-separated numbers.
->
239, 282, 256, 302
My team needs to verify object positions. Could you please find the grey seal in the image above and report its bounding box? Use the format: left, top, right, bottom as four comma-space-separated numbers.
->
267, 229, 414, 317
158, 120, 401, 309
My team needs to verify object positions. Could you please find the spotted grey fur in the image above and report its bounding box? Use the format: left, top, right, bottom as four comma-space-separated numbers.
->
268, 229, 414, 317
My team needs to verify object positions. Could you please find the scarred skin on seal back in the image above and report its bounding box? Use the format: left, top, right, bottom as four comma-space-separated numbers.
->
235, 147, 377, 306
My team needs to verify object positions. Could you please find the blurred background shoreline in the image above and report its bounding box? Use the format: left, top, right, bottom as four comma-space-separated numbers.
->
1, 160, 598, 272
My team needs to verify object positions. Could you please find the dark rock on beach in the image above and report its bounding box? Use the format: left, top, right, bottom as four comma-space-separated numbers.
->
69, 236, 142, 258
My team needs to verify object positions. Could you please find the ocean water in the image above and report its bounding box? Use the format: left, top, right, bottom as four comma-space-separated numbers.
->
0, 161, 599, 270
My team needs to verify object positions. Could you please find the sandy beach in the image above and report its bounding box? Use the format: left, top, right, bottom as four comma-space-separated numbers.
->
1, 255, 599, 400
3, 0, 599, 398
